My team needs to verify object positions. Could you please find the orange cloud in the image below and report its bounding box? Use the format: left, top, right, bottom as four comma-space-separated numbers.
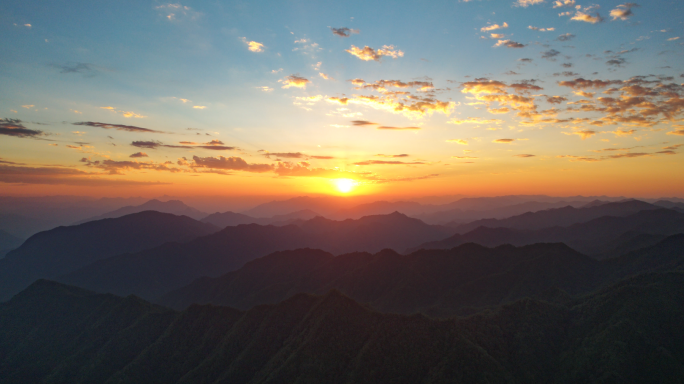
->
481, 22, 508, 32
346, 45, 404, 61
279, 75, 310, 89
240, 37, 264, 52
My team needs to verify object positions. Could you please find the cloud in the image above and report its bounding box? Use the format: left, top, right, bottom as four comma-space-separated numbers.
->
279, 75, 310, 89
541, 49, 561, 61
494, 40, 526, 48
515, 0, 544, 7
558, 78, 620, 89
156, 3, 201, 21
353, 160, 424, 166
376, 154, 410, 158
73, 121, 163, 133
256, 86, 273, 92
547, 96, 568, 104
99, 106, 146, 118
330, 27, 359, 37
607, 152, 650, 159
131, 141, 164, 149
351, 120, 378, 126
346, 45, 404, 61
481, 22, 509, 32
263, 152, 306, 159
667, 37, 680, 41
493, 138, 515, 143
610, 129, 636, 136
610, 3, 639, 20
0, 118, 44, 138
553, 0, 575, 7
49, 62, 98, 76
571, 9, 604, 24
192, 106, 207, 109
514, 154, 536, 157
190, 155, 273, 173
319, 73, 334, 80
666, 130, 684, 136
528, 26, 555, 31
564, 130, 596, 139
606, 58, 626, 67
130, 152, 148, 158
310, 156, 336, 160
446, 139, 469, 145
556, 33, 575, 41
0, 164, 167, 186
240, 37, 264, 52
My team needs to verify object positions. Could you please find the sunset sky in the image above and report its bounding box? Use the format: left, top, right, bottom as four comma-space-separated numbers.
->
1, 0, 683, 198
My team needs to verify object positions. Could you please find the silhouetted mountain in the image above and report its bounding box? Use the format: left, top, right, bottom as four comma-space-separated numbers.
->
449, 199, 660, 233
159, 234, 684, 316
3, 273, 684, 383
414, 200, 589, 225
413, 208, 684, 255
0, 195, 148, 238
0, 211, 219, 301
241, 195, 362, 217
200, 209, 320, 228
57, 212, 454, 300
655, 199, 684, 211
75, 199, 207, 223
0, 229, 23, 258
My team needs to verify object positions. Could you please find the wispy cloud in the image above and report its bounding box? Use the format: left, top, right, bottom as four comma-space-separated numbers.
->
330, 27, 359, 37
346, 45, 404, 61
279, 75, 310, 89
73, 121, 163, 133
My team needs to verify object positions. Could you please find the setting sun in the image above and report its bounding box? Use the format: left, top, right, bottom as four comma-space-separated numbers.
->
335, 179, 355, 193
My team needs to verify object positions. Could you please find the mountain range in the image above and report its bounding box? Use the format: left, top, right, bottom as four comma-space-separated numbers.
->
158, 234, 684, 316
411, 208, 684, 256
0, 211, 219, 301
74, 199, 209, 223
55, 212, 454, 300
2, 271, 683, 383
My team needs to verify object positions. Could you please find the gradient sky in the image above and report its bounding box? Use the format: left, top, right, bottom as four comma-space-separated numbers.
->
1, 0, 683, 198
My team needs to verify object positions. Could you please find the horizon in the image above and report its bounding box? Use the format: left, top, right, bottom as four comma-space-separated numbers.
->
1, 0, 683, 198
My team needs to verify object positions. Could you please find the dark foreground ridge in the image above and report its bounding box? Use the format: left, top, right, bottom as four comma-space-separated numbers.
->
1, 275, 684, 383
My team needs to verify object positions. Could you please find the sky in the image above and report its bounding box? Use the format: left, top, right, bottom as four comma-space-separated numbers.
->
1, 0, 683, 198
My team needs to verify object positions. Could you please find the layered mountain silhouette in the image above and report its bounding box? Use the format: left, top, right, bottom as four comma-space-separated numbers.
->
200, 209, 319, 228
75, 199, 208, 223
2, 272, 684, 383
159, 234, 684, 316
56, 212, 454, 299
0, 229, 23, 258
0, 211, 219, 301
411, 208, 684, 256
449, 199, 661, 233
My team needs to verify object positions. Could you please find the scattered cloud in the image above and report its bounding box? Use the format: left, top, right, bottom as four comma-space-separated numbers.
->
528, 26, 555, 31
353, 160, 424, 166
279, 75, 310, 89
189, 155, 274, 173
494, 40, 526, 48
319, 73, 334, 80
610, 3, 639, 21
564, 130, 596, 139
493, 138, 515, 143
446, 139, 469, 145
515, 0, 545, 7
541, 49, 561, 61
514, 154, 536, 157
130, 152, 148, 158
0, 164, 166, 186
49, 62, 98, 77
330, 27, 359, 37
351, 120, 377, 126
73, 121, 163, 133
240, 37, 264, 52
0, 118, 44, 138
256, 86, 273, 92
481, 22, 508, 32
556, 33, 575, 41
553, 0, 575, 7
99, 106, 146, 118
346, 45, 404, 61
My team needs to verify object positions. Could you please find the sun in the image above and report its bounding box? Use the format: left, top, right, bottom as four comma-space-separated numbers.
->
334, 178, 355, 193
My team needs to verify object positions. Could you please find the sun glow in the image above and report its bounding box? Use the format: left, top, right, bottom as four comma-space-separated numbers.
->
334, 178, 355, 193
